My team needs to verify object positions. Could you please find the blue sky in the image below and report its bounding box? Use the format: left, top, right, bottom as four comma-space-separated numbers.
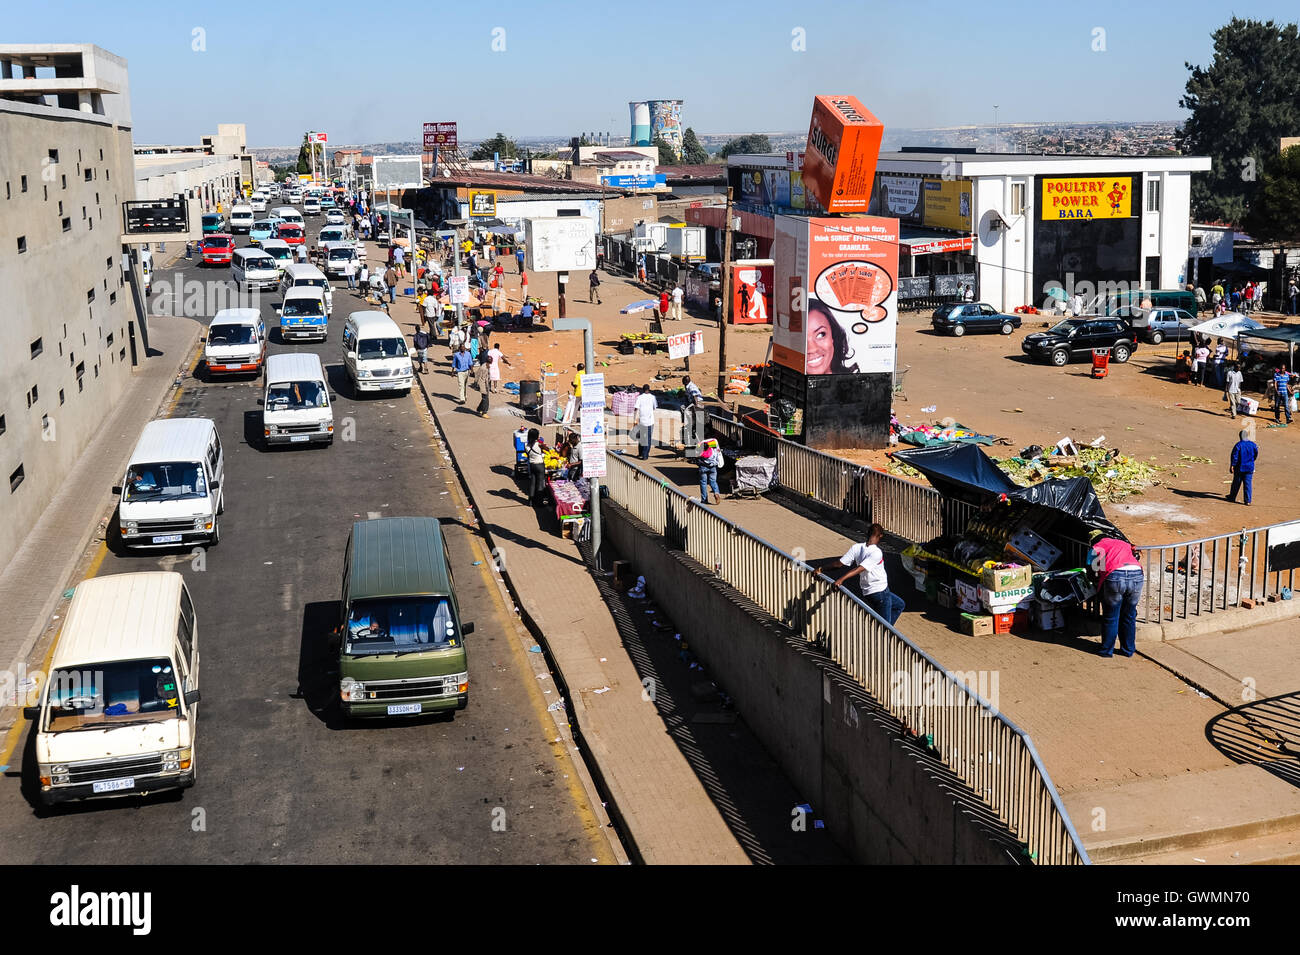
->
9, 0, 1297, 145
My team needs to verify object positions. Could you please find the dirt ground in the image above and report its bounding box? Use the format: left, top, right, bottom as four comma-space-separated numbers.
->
403, 253, 1299, 546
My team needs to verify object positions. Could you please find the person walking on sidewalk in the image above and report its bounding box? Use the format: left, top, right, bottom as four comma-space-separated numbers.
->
412, 327, 431, 375
451, 342, 473, 403
525, 428, 548, 506
520, 269, 529, 302
487, 341, 510, 393
1089, 531, 1144, 658
384, 265, 399, 305
423, 292, 440, 340
671, 283, 684, 320
633, 384, 657, 460
1228, 429, 1258, 505
696, 437, 722, 505
825, 523, 904, 626
473, 351, 492, 417
659, 288, 671, 321
1269, 365, 1293, 425
1224, 362, 1244, 418
344, 254, 358, 291
515, 246, 525, 272
589, 269, 601, 304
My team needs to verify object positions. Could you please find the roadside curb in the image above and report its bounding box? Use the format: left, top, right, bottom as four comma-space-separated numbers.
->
411, 372, 634, 865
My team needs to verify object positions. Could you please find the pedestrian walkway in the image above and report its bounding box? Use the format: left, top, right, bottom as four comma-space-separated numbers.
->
412, 356, 749, 865
629, 445, 1300, 862
0, 315, 201, 697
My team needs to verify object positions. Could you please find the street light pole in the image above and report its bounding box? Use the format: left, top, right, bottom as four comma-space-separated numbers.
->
716, 187, 735, 397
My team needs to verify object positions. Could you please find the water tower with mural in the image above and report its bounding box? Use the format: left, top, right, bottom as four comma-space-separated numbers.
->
628, 99, 684, 159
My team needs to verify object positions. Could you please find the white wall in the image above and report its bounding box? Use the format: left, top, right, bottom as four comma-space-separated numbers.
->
458, 197, 603, 234
972, 175, 1032, 311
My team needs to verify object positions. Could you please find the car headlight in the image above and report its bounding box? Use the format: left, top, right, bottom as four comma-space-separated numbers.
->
340, 678, 365, 702
52, 764, 68, 774
53, 773, 70, 784
357, 369, 372, 379
401, 364, 412, 376
125, 521, 138, 533
162, 750, 180, 771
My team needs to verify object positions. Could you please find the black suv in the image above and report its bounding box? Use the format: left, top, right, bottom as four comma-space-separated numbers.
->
1021, 318, 1139, 367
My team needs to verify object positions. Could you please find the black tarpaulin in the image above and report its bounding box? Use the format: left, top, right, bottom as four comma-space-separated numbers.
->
893, 443, 1019, 504
894, 444, 1126, 542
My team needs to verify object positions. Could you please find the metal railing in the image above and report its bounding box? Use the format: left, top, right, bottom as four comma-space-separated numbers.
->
707, 413, 1300, 623
1136, 526, 1297, 623
707, 414, 976, 541
603, 451, 1089, 865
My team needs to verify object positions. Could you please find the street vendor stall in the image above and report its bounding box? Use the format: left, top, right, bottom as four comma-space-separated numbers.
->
548, 476, 591, 538
1236, 325, 1300, 381
891, 443, 1126, 635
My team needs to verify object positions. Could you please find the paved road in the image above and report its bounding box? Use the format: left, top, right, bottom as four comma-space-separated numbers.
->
0, 206, 615, 864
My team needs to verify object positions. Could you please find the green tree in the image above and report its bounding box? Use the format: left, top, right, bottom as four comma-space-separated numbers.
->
681, 127, 709, 164
1244, 145, 1300, 242
652, 134, 679, 165
1177, 17, 1300, 223
719, 133, 772, 158
296, 134, 312, 175
470, 132, 520, 161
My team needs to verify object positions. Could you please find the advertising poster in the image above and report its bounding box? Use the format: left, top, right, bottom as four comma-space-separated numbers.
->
875, 175, 922, 220
448, 275, 469, 304
469, 191, 496, 217
801, 94, 884, 213
579, 373, 607, 478
667, 331, 705, 359
922, 180, 972, 232
731, 260, 773, 325
763, 169, 791, 207
789, 171, 806, 210
773, 215, 899, 375
423, 121, 457, 150
1040, 176, 1133, 219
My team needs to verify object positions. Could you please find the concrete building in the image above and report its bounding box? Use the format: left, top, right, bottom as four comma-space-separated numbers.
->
0, 44, 140, 572
719, 148, 1212, 310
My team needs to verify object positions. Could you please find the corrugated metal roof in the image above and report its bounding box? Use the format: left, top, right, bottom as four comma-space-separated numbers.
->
349, 517, 451, 601
53, 572, 184, 668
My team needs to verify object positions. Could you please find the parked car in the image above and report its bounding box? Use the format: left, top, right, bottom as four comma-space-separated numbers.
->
931, 302, 1022, 336
1021, 318, 1139, 367
1137, 307, 1198, 345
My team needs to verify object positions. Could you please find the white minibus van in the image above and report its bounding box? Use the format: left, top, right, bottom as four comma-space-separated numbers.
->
280, 261, 333, 311
342, 311, 413, 396
229, 203, 255, 234
261, 352, 334, 447
231, 247, 280, 292
114, 417, 225, 549
25, 571, 201, 805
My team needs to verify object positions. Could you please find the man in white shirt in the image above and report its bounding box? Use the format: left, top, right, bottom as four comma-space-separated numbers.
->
826, 523, 903, 625
343, 255, 358, 290
683, 375, 702, 404
671, 284, 684, 320
633, 384, 658, 460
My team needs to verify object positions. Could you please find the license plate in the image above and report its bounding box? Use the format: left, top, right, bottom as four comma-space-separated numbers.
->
223, 364, 245, 370
289, 435, 310, 443
380, 382, 400, 389
151, 534, 183, 544
92, 777, 135, 794
387, 702, 421, 716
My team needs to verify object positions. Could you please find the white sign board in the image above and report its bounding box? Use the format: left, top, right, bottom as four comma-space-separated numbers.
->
668, 331, 705, 360
579, 373, 607, 478
448, 275, 469, 304
372, 155, 423, 190
525, 217, 597, 273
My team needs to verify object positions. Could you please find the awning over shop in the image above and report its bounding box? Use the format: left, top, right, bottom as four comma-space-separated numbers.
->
1237, 325, 1300, 371
899, 233, 974, 256
893, 443, 1125, 542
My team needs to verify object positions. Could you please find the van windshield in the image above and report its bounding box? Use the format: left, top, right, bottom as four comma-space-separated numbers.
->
281, 300, 324, 317
208, 323, 256, 345
123, 461, 207, 501
202, 236, 230, 248
267, 247, 292, 260
329, 248, 354, 261
267, 380, 328, 410
345, 598, 459, 656
45, 658, 182, 731
357, 337, 408, 360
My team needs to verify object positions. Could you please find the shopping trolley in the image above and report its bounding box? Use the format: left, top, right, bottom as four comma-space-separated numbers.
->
893, 364, 911, 402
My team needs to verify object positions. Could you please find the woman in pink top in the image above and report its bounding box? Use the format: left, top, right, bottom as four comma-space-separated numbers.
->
1089, 531, 1144, 658
486, 341, 511, 394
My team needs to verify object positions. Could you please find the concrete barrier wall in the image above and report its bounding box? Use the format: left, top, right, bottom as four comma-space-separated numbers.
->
603, 501, 1021, 865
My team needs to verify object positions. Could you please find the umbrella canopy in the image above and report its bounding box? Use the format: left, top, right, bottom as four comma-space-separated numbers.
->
1189, 312, 1264, 338
620, 299, 659, 314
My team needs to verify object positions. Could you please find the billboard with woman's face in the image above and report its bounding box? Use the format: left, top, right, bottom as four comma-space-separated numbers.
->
772, 215, 899, 375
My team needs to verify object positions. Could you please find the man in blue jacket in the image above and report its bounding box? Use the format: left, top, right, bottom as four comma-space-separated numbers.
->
1228, 429, 1258, 505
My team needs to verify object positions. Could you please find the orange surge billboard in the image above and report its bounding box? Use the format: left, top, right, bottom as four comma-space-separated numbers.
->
801, 95, 884, 213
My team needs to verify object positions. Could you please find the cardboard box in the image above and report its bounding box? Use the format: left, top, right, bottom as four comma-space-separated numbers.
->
955, 576, 983, 613
959, 612, 994, 637
992, 611, 1015, 634
801, 95, 884, 213
981, 563, 1032, 592
937, 583, 955, 609
981, 584, 1034, 611
1238, 396, 1259, 416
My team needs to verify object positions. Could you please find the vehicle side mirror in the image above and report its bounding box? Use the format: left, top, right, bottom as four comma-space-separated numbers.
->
275, 307, 282, 315
112, 485, 122, 495
346, 351, 356, 361
461, 622, 475, 636
199, 336, 206, 343
329, 393, 337, 401
210, 481, 220, 491
23, 705, 40, 721
256, 397, 264, 406
184, 689, 201, 706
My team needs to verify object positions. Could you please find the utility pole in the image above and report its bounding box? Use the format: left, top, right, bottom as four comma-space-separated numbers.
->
716, 187, 735, 397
